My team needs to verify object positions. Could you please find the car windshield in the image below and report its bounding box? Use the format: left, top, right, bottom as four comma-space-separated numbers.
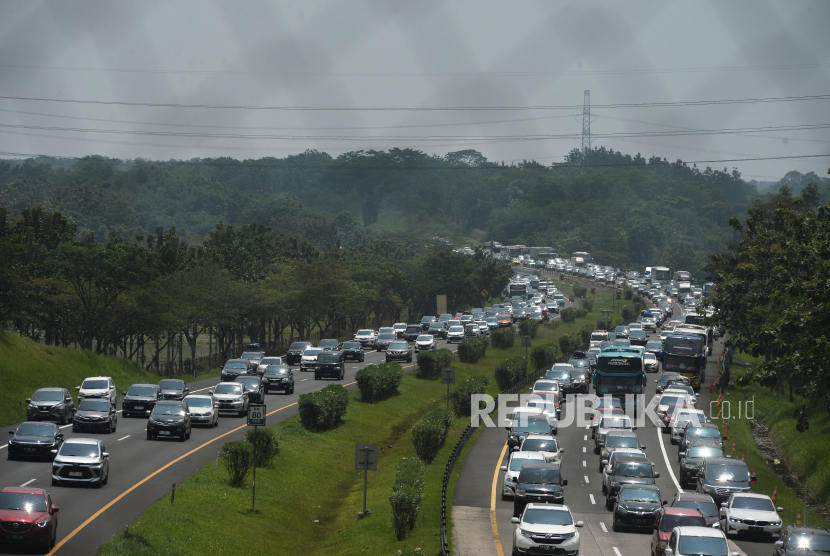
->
416, 335, 433, 342
688, 428, 720, 439
521, 439, 557, 452
688, 447, 721, 458
224, 362, 247, 369
319, 340, 339, 347
533, 383, 558, 392
240, 353, 259, 359
600, 418, 631, 429
509, 457, 539, 471
128, 386, 157, 396
512, 418, 551, 434
82, 379, 108, 390
786, 533, 830, 551
616, 463, 652, 477
158, 380, 183, 390
152, 404, 185, 416
732, 497, 775, 511
59, 442, 100, 458
236, 378, 258, 387
16, 423, 54, 437
260, 357, 282, 365
78, 400, 110, 412
214, 384, 243, 395
644, 353, 657, 362
304, 349, 322, 357
32, 390, 63, 401
677, 536, 728, 556
185, 397, 211, 408
343, 342, 361, 349
449, 326, 464, 332
264, 366, 289, 375
378, 333, 396, 340
595, 397, 623, 409
675, 500, 719, 517
606, 436, 638, 448
570, 371, 587, 380
706, 464, 750, 482
620, 488, 659, 502
660, 395, 683, 406
658, 374, 680, 386
660, 514, 706, 531
518, 468, 561, 485
526, 401, 554, 412
522, 508, 572, 526
289, 343, 309, 350
388, 342, 408, 349
317, 353, 340, 363
0, 492, 47, 512
545, 372, 569, 381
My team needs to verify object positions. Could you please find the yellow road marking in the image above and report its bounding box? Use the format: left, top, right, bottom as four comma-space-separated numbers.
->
491, 441, 508, 556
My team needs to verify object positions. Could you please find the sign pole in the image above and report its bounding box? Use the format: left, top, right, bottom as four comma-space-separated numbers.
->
252, 425, 257, 511
246, 404, 266, 512
363, 448, 369, 516
355, 444, 377, 519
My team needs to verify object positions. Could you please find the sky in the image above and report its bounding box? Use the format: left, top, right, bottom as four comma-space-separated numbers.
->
0, 0, 828, 182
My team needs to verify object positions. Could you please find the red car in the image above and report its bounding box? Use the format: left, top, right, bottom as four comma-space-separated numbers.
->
497, 314, 512, 328
663, 403, 690, 431
651, 507, 709, 556
0, 487, 59, 552
670, 492, 721, 528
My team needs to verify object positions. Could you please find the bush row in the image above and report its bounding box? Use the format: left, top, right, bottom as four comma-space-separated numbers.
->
410, 408, 454, 463
490, 327, 516, 349
530, 343, 558, 372
560, 307, 576, 323
573, 285, 587, 298
582, 298, 595, 311
298, 384, 349, 431
389, 457, 426, 540
458, 337, 488, 363
624, 286, 633, 300
355, 362, 404, 403
596, 318, 613, 331
416, 348, 453, 378
449, 375, 490, 417
220, 428, 280, 487
518, 319, 538, 338
580, 324, 594, 344
494, 357, 529, 391
559, 332, 583, 358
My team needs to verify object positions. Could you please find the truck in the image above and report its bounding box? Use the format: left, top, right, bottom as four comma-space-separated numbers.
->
571, 256, 586, 269
594, 347, 646, 416
651, 266, 671, 283
677, 281, 692, 298
508, 281, 528, 300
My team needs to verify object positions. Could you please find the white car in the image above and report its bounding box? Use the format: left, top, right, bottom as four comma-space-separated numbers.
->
501, 450, 546, 499
354, 329, 377, 348
76, 376, 117, 407
210, 382, 249, 417
719, 493, 783, 539
512, 504, 583, 556
446, 325, 465, 343
665, 386, 697, 406
656, 392, 693, 423
629, 323, 644, 335
665, 526, 736, 556
594, 415, 635, 453
51, 437, 109, 488
643, 352, 659, 373
256, 357, 283, 375
475, 320, 490, 336
184, 394, 218, 427
415, 334, 435, 352
392, 323, 407, 338
526, 399, 560, 427
670, 409, 706, 444
520, 434, 564, 464
300, 348, 323, 372
531, 379, 561, 398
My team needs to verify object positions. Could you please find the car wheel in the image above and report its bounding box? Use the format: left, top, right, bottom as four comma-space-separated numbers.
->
103, 469, 109, 485
147, 431, 152, 440
95, 476, 104, 489
602, 482, 607, 494
315, 373, 320, 380
72, 426, 79, 433
213, 416, 219, 427
605, 496, 613, 511
185, 427, 191, 440
612, 516, 619, 532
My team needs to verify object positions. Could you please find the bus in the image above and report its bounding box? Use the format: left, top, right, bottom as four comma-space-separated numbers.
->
573, 257, 586, 268
652, 266, 671, 283
594, 348, 646, 416
675, 323, 713, 355
673, 270, 692, 282
508, 281, 528, 300
658, 332, 707, 392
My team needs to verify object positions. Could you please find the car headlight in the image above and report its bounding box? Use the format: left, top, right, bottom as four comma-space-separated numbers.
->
516, 489, 526, 497
684, 463, 699, 469
562, 531, 576, 539
616, 505, 628, 515
611, 482, 619, 488
36, 519, 50, 528
729, 517, 742, 523
519, 528, 533, 537
770, 521, 781, 526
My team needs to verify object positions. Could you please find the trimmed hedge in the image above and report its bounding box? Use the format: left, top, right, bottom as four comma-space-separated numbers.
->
298, 384, 349, 431
221, 441, 252, 487
416, 348, 453, 378
575, 308, 588, 318
389, 457, 426, 540
624, 286, 633, 300
518, 319, 539, 339
560, 307, 576, 323
458, 337, 488, 363
494, 357, 528, 391
621, 304, 635, 321
573, 285, 587, 298
449, 374, 490, 417
596, 318, 613, 331
582, 298, 595, 311
410, 408, 454, 463
580, 324, 594, 344
530, 343, 558, 372
356, 362, 404, 403
559, 332, 583, 358
490, 327, 516, 349
632, 294, 643, 305
245, 428, 279, 468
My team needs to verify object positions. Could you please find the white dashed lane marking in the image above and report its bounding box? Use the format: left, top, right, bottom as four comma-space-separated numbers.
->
584, 475, 589, 483
589, 494, 596, 505
118, 435, 130, 441
600, 521, 607, 533
20, 479, 35, 487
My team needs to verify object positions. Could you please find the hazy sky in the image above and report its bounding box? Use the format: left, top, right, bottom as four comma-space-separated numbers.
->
1, 0, 828, 181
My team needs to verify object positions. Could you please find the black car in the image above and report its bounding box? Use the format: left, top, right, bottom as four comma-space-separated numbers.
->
629, 330, 649, 346
645, 341, 663, 357
7, 422, 64, 460
568, 358, 592, 380
611, 484, 667, 532
774, 525, 830, 555
221, 359, 253, 382
679, 441, 723, 488
147, 401, 191, 441
263, 365, 294, 394
543, 370, 574, 394
512, 462, 567, 517
375, 333, 397, 351
341, 341, 365, 362
26, 388, 75, 425
315, 350, 345, 380
420, 316, 436, 331
696, 457, 751, 505
318, 339, 341, 351
158, 379, 189, 401
386, 340, 413, 363
121, 384, 161, 417
427, 322, 447, 340
235, 376, 265, 403
404, 324, 423, 342
606, 457, 660, 510
285, 341, 314, 366
678, 424, 723, 459
655, 372, 683, 394
569, 370, 590, 394
507, 415, 556, 450
72, 399, 118, 433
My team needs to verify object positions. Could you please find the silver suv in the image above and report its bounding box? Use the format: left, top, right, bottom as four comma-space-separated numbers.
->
76, 377, 117, 407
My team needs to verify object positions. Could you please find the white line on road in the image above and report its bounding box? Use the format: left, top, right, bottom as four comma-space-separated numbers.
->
600, 521, 607, 533
301, 378, 309, 381
589, 494, 596, 505
582, 446, 586, 453
613, 547, 622, 556
582, 460, 586, 467
20, 479, 35, 487
583, 435, 587, 441
117, 435, 130, 441
584, 475, 589, 483
656, 417, 683, 491
0, 444, 7, 450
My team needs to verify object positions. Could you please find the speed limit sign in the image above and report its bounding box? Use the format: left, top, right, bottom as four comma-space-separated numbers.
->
247, 404, 266, 426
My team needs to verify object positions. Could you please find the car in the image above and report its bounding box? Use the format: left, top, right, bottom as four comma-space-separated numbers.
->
611, 484, 667, 531
644, 352, 660, 373
315, 350, 345, 380
630, 330, 649, 346
719, 493, 783, 540
464, 322, 481, 337
300, 347, 323, 372
221, 359, 253, 381
375, 332, 397, 350
121, 384, 161, 418
415, 334, 435, 352
420, 316, 437, 331
146, 401, 191, 441
664, 526, 734, 556
76, 376, 117, 407
497, 314, 513, 328
679, 424, 723, 459
629, 323, 644, 334
263, 364, 294, 394
601, 448, 648, 494
598, 430, 643, 471
656, 393, 692, 425
774, 524, 830, 555
183, 394, 218, 427
158, 378, 189, 401
235, 376, 265, 403
511, 503, 583, 556
543, 369, 574, 394
641, 317, 657, 332
519, 434, 563, 464
500, 450, 546, 499
354, 329, 377, 348
595, 414, 635, 453
591, 408, 625, 439
392, 323, 408, 338
605, 457, 660, 510
211, 382, 249, 417
72, 398, 118, 433
665, 385, 697, 406
655, 372, 684, 394
385, 340, 413, 363
0, 487, 59, 551
513, 462, 567, 516
485, 317, 499, 330
341, 341, 365, 362
51, 437, 109, 488
26, 388, 75, 425
646, 340, 663, 356
475, 320, 490, 335
568, 358, 591, 374
239, 349, 265, 368
256, 356, 284, 375
696, 457, 752, 505
446, 325, 465, 343
525, 398, 560, 427
670, 409, 706, 443
506, 412, 554, 449
671, 492, 721, 528
531, 379, 561, 399
404, 324, 423, 342
679, 442, 724, 488
569, 370, 590, 394
285, 341, 314, 366
318, 339, 341, 351
7, 422, 64, 461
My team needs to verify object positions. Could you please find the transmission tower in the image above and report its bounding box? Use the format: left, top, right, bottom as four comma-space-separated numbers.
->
581, 90, 591, 154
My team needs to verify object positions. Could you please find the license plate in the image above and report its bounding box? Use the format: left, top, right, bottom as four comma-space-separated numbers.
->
159, 430, 170, 435
134, 406, 143, 410
542, 547, 554, 552
24, 447, 35, 452
749, 526, 763, 532
69, 471, 83, 477
9, 534, 23, 540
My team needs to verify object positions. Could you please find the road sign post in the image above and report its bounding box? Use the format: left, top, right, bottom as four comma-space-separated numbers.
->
442, 367, 456, 410
521, 334, 532, 360
247, 404, 266, 511
355, 444, 378, 519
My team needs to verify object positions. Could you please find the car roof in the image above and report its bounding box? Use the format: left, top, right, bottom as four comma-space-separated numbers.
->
614, 456, 650, 464
674, 526, 725, 538
156, 400, 186, 406
63, 437, 99, 445
511, 451, 546, 460
606, 430, 637, 438
619, 482, 658, 490
34, 387, 64, 392
705, 457, 746, 466
676, 492, 715, 502
524, 503, 569, 512
1, 487, 47, 495
663, 507, 704, 517
129, 383, 158, 388
520, 461, 561, 470
82, 376, 112, 381
523, 434, 556, 441
728, 492, 771, 500
184, 394, 212, 399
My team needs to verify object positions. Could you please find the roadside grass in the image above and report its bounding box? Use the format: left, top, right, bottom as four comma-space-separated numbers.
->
719, 353, 830, 527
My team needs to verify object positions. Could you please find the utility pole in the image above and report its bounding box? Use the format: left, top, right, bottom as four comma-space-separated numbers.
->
581, 90, 592, 156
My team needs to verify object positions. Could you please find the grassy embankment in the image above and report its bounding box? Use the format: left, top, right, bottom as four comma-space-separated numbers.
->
715, 352, 829, 528
98, 291, 624, 556
0, 331, 221, 427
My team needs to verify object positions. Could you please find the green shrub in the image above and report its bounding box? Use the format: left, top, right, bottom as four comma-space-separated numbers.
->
575, 308, 588, 318
518, 319, 538, 339
490, 327, 516, 349
410, 409, 453, 463
621, 304, 635, 321
596, 318, 613, 331
297, 384, 349, 431
573, 285, 587, 298
560, 307, 576, 323
582, 298, 595, 311
245, 428, 279, 468
559, 332, 582, 358
458, 337, 489, 363
530, 343, 558, 372
389, 457, 426, 540
416, 348, 453, 378
494, 357, 529, 391
221, 441, 252, 487
580, 324, 594, 344
449, 375, 490, 417
632, 294, 643, 305
355, 362, 404, 402
624, 287, 633, 300
543, 319, 561, 332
